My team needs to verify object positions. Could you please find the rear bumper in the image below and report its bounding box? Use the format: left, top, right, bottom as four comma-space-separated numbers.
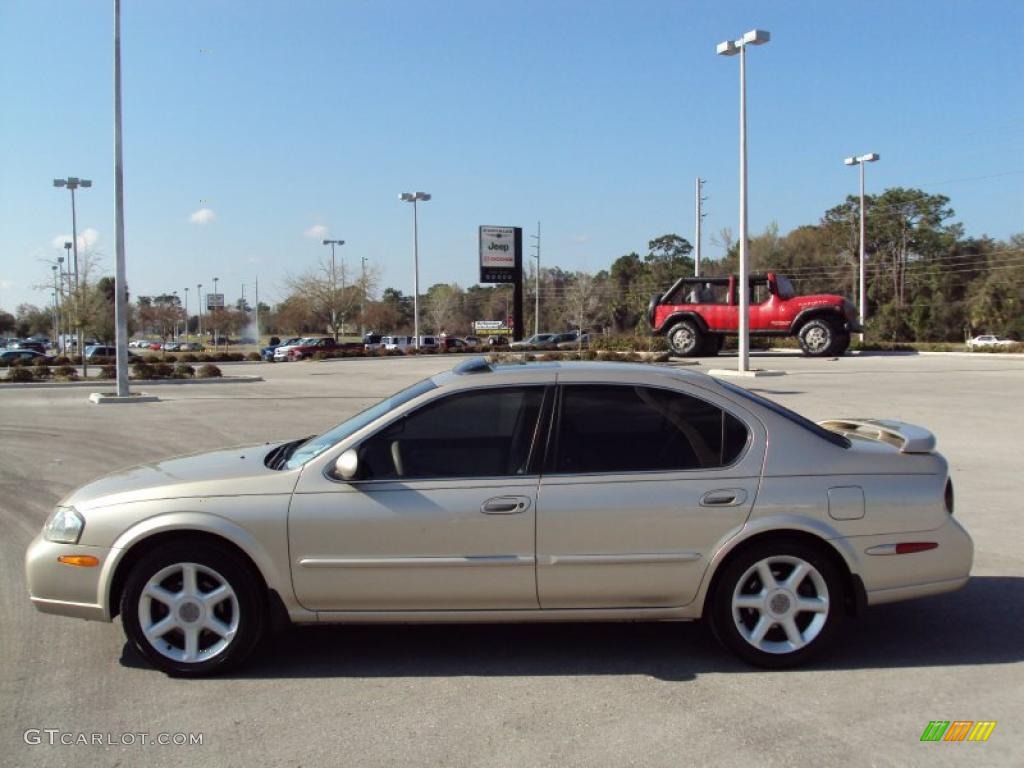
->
852, 515, 973, 606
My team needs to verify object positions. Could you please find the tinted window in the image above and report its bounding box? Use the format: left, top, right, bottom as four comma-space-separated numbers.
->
360, 387, 545, 479
553, 385, 748, 474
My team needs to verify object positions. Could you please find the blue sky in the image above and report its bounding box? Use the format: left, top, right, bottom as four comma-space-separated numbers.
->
1, 0, 1022, 311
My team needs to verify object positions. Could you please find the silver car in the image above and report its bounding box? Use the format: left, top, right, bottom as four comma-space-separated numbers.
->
25, 359, 972, 676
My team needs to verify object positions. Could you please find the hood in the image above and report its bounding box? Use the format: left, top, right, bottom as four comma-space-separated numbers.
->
62, 442, 299, 511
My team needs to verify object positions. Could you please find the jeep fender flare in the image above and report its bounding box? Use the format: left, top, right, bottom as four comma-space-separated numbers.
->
656, 312, 709, 336
790, 307, 845, 336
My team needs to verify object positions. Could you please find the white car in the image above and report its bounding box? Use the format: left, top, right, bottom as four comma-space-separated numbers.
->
966, 335, 1016, 350
273, 338, 312, 361
383, 336, 438, 353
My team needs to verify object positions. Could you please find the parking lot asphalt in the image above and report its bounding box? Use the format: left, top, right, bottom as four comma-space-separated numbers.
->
2, 352, 1022, 768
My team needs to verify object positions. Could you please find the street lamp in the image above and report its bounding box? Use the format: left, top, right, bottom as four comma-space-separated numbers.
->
844, 152, 879, 340
183, 287, 189, 343
51, 266, 59, 346
322, 239, 345, 338
197, 283, 203, 340
53, 176, 92, 372
212, 277, 219, 347
530, 222, 541, 338
360, 256, 368, 338
716, 28, 770, 374
399, 192, 431, 348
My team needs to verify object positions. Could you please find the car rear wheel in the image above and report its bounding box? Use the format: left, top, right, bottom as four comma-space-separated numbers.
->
121, 541, 265, 677
667, 320, 703, 356
798, 319, 841, 357
708, 540, 844, 668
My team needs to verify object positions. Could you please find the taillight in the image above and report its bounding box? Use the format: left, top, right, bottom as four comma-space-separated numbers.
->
945, 478, 955, 515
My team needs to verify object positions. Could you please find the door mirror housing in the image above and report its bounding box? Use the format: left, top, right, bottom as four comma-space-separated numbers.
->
334, 449, 361, 481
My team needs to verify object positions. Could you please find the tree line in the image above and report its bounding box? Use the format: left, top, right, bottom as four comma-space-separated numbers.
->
5, 187, 1020, 343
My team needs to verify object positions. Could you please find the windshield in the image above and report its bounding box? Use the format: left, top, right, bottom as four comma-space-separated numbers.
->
282, 378, 438, 469
775, 275, 796, 299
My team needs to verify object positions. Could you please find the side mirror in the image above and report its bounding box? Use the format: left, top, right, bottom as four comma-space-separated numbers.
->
334, 449, 360, 481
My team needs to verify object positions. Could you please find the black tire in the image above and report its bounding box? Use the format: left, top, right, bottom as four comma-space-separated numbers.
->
708, 539, 845, 669
667, 320, 703, 356
121, 540, 266, 677
797, 318, 841, 357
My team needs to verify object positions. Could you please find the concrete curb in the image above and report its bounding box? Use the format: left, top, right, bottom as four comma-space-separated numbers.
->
0, 375, 263, 390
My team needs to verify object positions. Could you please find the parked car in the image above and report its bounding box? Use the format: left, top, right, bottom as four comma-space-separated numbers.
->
272, 337, 310, 361
363, 333, 384, 352
649, 272, 861, 357
25, 359, 972, 675
382, 335, 415, 352
146, 342, 164, 351
237, 337, 258, 345
557, 333, 589, 350
9, 340, 47, 354
440, 337, 469, 350
262, 337, 301, 361
161, 342, 183, 352
1, 349, 45, 363
509, 333, 556, 349
84, 345, 138, 361
966, 335, 1016, 350
463, 335, 482, 347
486, 335, 509, 347
179, 342, 204, 352
283, 337, 339, 361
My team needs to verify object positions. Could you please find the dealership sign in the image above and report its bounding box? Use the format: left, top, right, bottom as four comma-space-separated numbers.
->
479, 226, 522, 284
206, 293, 225, 310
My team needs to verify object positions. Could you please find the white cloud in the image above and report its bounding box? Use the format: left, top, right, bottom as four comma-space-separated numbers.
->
50, 227, 101, 251
304, 224, 328, 240
0, 279, 13, 290
572, 234, 592, 244
189, 208, 216, 224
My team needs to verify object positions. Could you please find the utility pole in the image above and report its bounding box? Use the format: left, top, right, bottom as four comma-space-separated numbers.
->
197, 283, 203, 341
530, 222, 541, 337
322, 239, 345, 339
254, 276, 259, 343
694, 178, 705, 277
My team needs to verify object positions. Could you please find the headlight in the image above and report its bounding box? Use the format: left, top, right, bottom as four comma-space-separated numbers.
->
43, 506, 84, 544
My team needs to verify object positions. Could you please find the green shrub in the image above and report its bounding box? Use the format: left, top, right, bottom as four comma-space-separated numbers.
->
54, 365, 78, 380
590, 335, 669, 352
246, 352, 261, 361
9, 367, 35, 382
131, 361, 154, 380
98, 365, 116, 380
33, 360, 53, 378
197, 363, 222, 378
153, 362, 174, 378
173, 363, 195, 378
180, 353, 197, 363
53, 355, 72, 365
145, 354, 161, 363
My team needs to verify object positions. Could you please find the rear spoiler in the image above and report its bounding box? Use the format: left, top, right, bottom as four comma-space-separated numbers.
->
817, 418, 936, 454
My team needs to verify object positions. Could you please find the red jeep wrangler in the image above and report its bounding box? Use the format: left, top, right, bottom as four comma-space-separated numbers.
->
648, 272, 861, 357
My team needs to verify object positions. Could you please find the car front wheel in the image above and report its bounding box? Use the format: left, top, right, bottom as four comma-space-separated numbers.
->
121, 541, 265, 676
708, 540, 844, 668
798, 319, 841, 357
667, 320, 703, 356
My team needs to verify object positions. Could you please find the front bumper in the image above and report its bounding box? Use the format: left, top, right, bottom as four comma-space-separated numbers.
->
25, 534, 116, 622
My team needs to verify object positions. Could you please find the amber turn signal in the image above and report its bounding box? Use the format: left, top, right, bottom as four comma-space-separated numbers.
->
57, 555, 100, 567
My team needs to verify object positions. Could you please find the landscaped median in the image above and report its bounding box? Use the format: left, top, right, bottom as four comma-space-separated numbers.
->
1, 359, 262, 387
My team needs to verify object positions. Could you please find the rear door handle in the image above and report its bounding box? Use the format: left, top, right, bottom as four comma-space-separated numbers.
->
481, 496, 531, 514
700, 489, 748, 507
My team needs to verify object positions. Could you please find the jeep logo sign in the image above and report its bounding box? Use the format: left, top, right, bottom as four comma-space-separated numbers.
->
480, 226, 516, 268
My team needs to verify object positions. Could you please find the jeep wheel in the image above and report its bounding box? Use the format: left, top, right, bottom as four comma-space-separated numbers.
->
667, 320, 703, 356
797, 319, 840, 357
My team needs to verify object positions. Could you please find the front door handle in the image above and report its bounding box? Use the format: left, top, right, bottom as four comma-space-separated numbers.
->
481, 496, 531, 514
700, 489, 748, 507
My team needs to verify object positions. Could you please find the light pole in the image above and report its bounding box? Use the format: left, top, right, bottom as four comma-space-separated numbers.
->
530, 222, 541, 337
399, 192, 431, 348
51, 266, 60, 346
183, 287, 189, 343
53, 175, 92, 372
360, 256, 368, 337
844, 152, 879, 341
694, 178, 706, 277
213, 277, 219, 348
717, 28, 770, 374
173, 291, 180, 340
322, 239, 345, 339
197, 283, 203, 341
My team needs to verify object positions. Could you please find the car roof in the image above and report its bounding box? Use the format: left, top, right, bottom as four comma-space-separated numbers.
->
435, 358, 710, 389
